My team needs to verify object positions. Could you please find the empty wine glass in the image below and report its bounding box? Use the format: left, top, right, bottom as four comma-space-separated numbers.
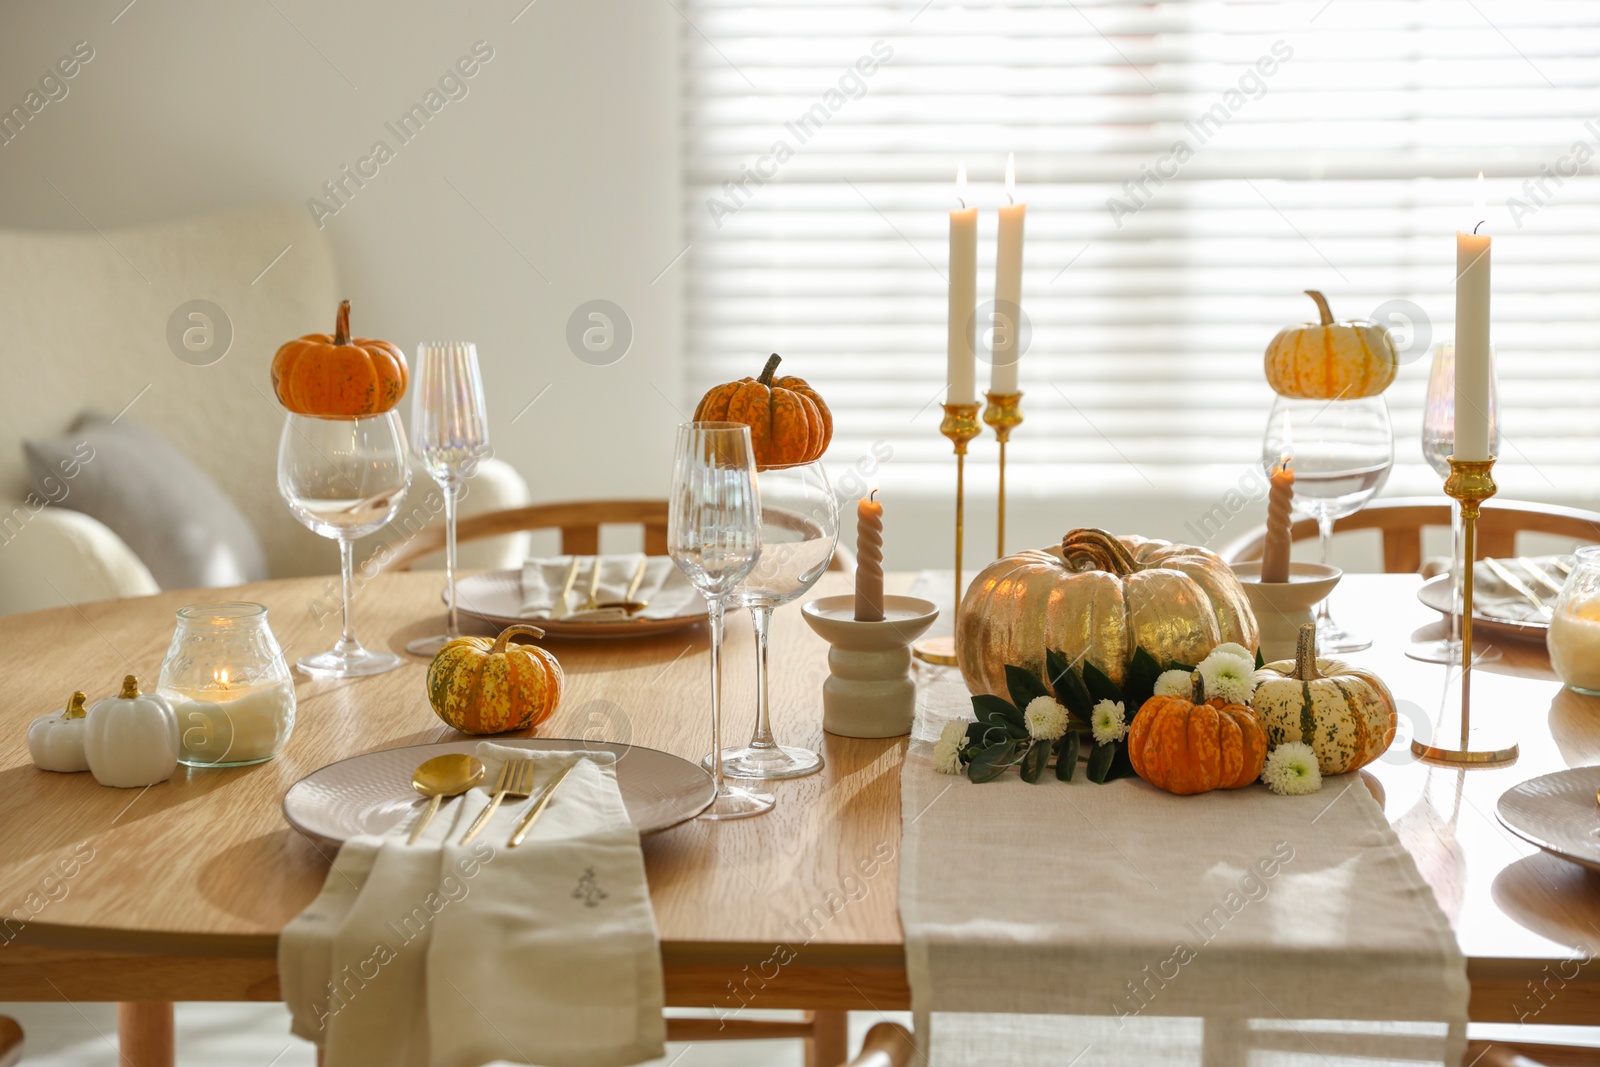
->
667, 422, 771, 820
1411, 341, 1502, 664
278, 412, 411, 677
718, 460, 839, 780
1261, 395, 1394, 653
405, 342, 491, 657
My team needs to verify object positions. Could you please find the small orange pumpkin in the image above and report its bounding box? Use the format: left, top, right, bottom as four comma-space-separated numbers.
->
271, 299, 409, 418
693, 353, 832, 469
1263, 290, 1397, 400
1127, 677, 1268, 795
426, 625, 564, 735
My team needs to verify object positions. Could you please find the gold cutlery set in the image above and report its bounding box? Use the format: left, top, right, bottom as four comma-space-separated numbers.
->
408, 753, 573, 847
1479, 556, 1571, 621
550, 556, 651, 620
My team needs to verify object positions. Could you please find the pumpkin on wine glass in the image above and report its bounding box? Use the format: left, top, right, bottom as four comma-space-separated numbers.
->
693, 353, 832, 469
1264, 290, 1397, 400
271, 299, 409, 418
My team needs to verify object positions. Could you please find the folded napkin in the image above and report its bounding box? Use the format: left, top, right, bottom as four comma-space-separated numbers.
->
281, 744, 665, 1067
519, 553, 702, 622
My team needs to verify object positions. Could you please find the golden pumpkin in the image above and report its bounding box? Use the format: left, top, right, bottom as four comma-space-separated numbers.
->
426, 624, 564, 735
1251, 623, 1397, 774
1127, 680, 1267, 795
271, 299, 409, 418
1264, 290, 1397, 400
692, 353, 832, 469
955, 528, 1259, 698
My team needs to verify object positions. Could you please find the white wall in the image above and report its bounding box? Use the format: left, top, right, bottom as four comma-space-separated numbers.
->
0, 0, 684, 502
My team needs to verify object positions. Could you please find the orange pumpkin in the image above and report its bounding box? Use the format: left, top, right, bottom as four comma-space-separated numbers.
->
1127, 680, 1268, 795
271, 299, 409, 418
693, 353, 832, 469
1263, 290, 1397, 400
426, 625, 564, 735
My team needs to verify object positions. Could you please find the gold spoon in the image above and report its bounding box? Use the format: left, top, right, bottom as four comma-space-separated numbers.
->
407, 753, 485, 844
597, 557, 651, 615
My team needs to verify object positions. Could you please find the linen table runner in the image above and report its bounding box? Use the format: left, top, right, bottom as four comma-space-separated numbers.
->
901, 682, 1468, 1066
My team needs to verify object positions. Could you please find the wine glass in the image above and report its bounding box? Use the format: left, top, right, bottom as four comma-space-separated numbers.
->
405, 342, 491, 657
278, 412, 411, 677
1261, 395, 1394, 653
1411, 341, 1502, 664
667, 422, 771, 820
717, 460, 839, 780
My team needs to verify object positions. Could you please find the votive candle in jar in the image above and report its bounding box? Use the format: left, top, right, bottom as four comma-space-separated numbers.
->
157, 602, 297, 767
1547, 546, 1600, 697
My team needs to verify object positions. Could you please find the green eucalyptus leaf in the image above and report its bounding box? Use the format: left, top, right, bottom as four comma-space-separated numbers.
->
1255, 647, 1266, 670
1087, 740, 1117, 783
1005, 664, 1053, 713
1125, 646, 1163, 707
967, 739, 1021, 783
1055, 731, 1080, 781
1104, 744, 1137, 781
1082, 661, 1123, 706
1053, 660, 1095, 721
1169, 661, 1197, 674
1020, 740, 1051, 783
972, 693, 1024, 726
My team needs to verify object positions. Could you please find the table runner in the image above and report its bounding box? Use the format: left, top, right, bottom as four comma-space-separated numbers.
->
901, 583, 1468, 1065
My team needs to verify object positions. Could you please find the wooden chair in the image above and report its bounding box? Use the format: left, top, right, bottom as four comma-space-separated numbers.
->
0, 1015, 20, 1067
381, 498, 850, 573
1220, 496, 1600, 574
837, 1023, 915, 1067
1465, 1039, 1599, 1066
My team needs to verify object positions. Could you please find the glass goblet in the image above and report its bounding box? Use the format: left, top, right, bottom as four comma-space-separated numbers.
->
278, 411, 410, 678
718, 460, 839, 780
1261, 395, 1394, 653
667, 422, 771, 820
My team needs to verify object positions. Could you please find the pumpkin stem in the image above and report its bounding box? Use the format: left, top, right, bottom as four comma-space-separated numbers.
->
333, 299, 351, 346
119, 675, 140, 699
1305, 290, 1335, 327
1293, 623, 1320, 682
1191, 671, 1206, 705
490, 624, 548, 655
757, 353, 782, 387
1060, 528, 1139, 576
65, 691, 87, 719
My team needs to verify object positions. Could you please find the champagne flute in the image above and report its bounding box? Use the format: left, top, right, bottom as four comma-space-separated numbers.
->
1411, 341, 1502, 664
405, 342, 491, 657
718, 460, 839, 780
1261, 395, 1394, 653
667, 422, 772, 820
278, 412, 411, 677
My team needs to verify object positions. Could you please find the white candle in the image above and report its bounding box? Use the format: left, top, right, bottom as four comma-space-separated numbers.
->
167, 679, 296, 765
990, 153, 1026, 395
1454, 173, 1493, 462
947, 160, 978, 405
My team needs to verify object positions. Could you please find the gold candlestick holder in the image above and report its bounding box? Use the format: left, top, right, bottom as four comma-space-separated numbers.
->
983, 390, 1023, 556
1412, 455, 1519, 765
913, 402, 981, 670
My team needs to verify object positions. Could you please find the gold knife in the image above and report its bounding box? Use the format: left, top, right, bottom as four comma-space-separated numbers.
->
507, 763, 578, 847
548, 557, 582, 620
1482, 558, 1553, 620
1517, 557, 1567, 596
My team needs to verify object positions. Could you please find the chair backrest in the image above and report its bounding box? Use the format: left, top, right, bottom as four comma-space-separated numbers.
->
383, 499, 670, 571
1220, 496, 1600, 573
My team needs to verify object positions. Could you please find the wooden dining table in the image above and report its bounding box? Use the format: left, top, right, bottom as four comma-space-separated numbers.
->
1, 570, 1597, 1066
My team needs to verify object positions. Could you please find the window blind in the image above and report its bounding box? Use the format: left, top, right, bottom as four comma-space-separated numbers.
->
683, 0, 1600, 504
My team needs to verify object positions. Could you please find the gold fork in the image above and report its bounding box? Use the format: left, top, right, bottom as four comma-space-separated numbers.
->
508, 763, 578, 847
458, 758, 535, 845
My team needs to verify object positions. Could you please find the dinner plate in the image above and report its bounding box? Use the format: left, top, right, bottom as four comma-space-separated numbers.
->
1416, 566, 1557, 645
1496, 766, 1600, 873
453, 567, 707, 639
283, 738, 715, 846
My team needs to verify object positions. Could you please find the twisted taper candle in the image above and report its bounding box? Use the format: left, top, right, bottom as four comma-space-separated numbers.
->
1261, 460, 1294, 584
854, 490, 885, 622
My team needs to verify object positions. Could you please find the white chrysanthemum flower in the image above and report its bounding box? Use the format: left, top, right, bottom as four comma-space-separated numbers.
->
1153, 669, 1194, 698
1090, 699, 1126, 745
1211, 642, 1255, 663
1024, 696, 1069, 742
1261, 742, 1322, 796
934, 720, 968, 775
1198, 651, 1258, 704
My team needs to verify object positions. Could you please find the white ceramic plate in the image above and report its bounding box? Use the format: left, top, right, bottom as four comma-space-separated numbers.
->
1496, 766, 1600, 873
453, 568, 707, 640
1417, 565, 1559, 645
283, 738, 715, 846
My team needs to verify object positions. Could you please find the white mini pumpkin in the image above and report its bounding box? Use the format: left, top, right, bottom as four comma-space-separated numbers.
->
84, 676, 180, 788
27, 691, 91, 772
1251, 624, 1397, 775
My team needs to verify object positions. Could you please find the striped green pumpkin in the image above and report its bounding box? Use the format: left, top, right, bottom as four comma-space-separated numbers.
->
1250, 624, 1396, 775
427, 624, 563, 735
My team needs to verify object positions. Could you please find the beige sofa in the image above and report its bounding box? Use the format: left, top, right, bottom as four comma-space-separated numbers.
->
0, 205, 528, 616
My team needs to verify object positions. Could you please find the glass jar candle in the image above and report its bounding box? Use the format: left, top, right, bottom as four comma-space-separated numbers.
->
157, 602, 296, 767
1547, 546, 1600, 697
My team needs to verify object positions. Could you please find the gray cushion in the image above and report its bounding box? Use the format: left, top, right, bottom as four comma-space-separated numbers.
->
23, 412, 267, 589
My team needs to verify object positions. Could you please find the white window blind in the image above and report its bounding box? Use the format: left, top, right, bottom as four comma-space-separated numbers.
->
684, 0, 1600, 504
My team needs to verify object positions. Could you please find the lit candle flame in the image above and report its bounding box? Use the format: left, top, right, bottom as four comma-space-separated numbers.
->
1005, 152, 1016, 205
956, 158, 967, 210
216, 668, 231, 688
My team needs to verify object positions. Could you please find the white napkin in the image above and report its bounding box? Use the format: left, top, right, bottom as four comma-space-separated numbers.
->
280, 744, 665, 1067
519, 554, 702, 622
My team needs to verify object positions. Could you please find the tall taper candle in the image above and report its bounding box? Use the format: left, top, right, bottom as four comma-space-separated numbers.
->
1260, 460, 1294, 584
990, 153, 1026, 394
947, 161, 978, 405
1454, 175, 1492, 462
854, 491, 885, 622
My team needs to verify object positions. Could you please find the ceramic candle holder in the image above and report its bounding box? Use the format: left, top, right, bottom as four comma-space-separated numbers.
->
1229, 562, 1342, 663
802, 594, 939, 738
